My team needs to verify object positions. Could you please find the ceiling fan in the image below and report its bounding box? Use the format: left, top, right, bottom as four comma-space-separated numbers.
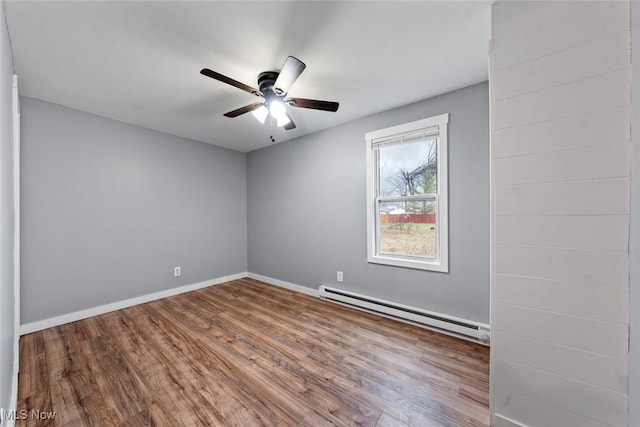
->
200, 56, 339, 131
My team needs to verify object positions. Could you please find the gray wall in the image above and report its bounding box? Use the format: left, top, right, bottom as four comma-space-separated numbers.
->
247, 82, 489, 323
630, 2, 639, 425
21, 97, 247, 324
0, 1, 15, 419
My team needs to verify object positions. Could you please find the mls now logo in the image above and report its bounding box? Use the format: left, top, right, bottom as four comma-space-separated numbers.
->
0, 409, 28, 421
1, 408, 56, 421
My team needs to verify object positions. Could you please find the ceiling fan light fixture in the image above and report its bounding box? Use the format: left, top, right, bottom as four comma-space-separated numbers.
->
251, 105, 268, 124
269, 99, 286, 117
275, 113, 291, 128
269, 99, 290, 127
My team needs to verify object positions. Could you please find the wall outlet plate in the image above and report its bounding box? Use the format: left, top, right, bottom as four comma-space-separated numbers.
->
173, 266, 181, 277
337, 271, 343, 282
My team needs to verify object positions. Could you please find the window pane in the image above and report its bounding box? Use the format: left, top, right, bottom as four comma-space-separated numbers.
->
378, 200, 437, 258
378, 138, 437, 197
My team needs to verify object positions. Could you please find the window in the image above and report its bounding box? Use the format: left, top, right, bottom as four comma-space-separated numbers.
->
365, 114, 449, 272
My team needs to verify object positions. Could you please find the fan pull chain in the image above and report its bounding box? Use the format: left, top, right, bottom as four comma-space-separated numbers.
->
269, 114, 276, 143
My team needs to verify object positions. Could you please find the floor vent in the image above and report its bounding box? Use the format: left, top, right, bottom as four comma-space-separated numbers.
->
318, 285, 489, 343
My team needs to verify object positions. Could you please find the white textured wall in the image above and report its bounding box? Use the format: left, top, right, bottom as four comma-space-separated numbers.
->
628, 3, 640, 426
0, 2, 16, 422
490, 2, 631, 426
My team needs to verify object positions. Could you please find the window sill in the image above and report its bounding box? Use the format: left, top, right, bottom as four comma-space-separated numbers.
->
368, 254, 449, 273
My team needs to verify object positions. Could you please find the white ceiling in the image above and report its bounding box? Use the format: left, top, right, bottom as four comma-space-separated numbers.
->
5, 1, 491, 152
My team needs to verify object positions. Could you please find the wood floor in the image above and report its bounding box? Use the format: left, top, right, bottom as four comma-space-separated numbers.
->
17, 278, 489, 426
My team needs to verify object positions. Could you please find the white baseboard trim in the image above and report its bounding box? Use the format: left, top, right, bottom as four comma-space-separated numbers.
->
19, 272, 248, 335
246, 272, 319, 297
493, 414, 528, 427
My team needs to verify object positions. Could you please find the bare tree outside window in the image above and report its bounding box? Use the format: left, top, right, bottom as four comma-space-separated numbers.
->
386, 142, 437, 197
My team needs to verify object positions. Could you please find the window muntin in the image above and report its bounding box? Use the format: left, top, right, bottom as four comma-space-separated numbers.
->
366, 114, 449, 272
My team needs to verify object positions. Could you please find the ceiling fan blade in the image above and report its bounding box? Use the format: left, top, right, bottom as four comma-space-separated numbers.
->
287, 97, 339, 112
273, 56, 306, 95
223, 102, 264, 118
200, 68, 261, 96
283, 113, 296, 130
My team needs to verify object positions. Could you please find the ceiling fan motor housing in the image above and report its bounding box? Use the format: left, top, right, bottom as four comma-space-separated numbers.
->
258, 71, 281, 100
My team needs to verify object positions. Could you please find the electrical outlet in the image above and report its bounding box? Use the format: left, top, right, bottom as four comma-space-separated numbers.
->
337, 271, 343, 282
173, 266, 181, 277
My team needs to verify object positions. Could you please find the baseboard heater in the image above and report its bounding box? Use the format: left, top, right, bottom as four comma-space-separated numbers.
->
318, 285, 489, 343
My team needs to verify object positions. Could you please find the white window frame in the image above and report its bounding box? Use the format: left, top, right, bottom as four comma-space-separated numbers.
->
365, 113, 449, 272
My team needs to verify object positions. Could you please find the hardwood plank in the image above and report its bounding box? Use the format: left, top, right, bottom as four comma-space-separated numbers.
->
376, 412, 411, 427
122, 312, 259, 425
120, 402, 179, 427
143, 304, 309, 425
17, 351, 48, 399
459, 377, 490, 407
343, 354, 460, 399
300, 352, 487, 427
420, 346, 489, 384
18, 278, 489, 426
79, 341, 151, 423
